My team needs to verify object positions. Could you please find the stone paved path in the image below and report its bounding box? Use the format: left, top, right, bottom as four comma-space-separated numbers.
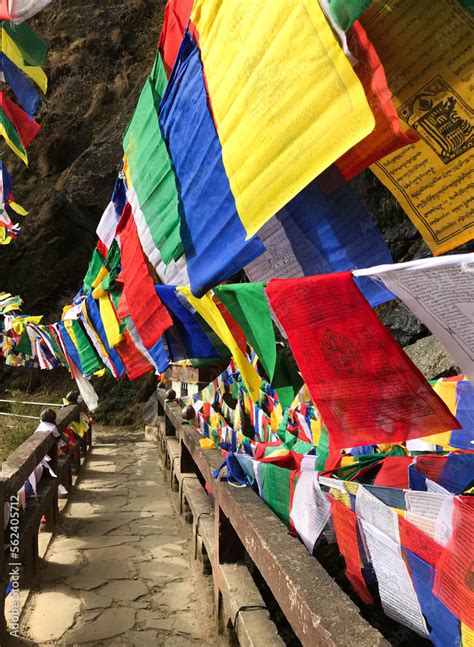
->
20, 427, 225, 646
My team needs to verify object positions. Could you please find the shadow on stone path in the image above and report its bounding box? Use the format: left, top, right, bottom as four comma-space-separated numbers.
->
19, 426, 226, 647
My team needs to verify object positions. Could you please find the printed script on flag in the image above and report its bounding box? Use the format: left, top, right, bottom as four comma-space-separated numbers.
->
362, 0, 474, 255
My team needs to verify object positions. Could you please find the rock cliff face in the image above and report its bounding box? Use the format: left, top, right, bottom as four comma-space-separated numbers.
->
0, 0, 459, 400
0, 0, 165, 319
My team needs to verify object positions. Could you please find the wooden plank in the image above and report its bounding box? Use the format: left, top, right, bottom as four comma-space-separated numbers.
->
217, 563, 285, 647
216, 484, 387, 647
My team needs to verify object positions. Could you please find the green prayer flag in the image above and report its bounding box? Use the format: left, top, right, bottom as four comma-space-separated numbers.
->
71, 321, 103, 376
215, 283, 277, 380
0, 107, 27, 161
3, 21, 48, 67
272, 348, 303, 409
15, 330, 31, 355
328, 0, 372, 31
316, 426, 330, 471
123, 54, 183, 265
83, 248, 104, 294
260, 463, 292, 526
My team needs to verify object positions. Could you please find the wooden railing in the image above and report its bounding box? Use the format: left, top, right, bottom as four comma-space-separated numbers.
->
155, 391, 387, 647
0, 400, 91, 639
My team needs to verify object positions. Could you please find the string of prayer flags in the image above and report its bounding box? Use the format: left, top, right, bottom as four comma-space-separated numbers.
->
335, 21, 419, 180
355, 254, 474, 383
327, 0, 372, 31
191, 0, 375, 240
266, 272, 460, 449
158, 0, 193, 77
1, 0, 51, 22
361, 0, 474, 255
245, 166, 394, 308
158, 33, 264, 297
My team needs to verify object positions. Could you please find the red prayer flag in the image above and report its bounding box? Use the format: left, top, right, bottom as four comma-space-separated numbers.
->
158, 0, 194, 77
330, 496, 373, 605
117, 204, 172, 350
266, 272, 460, 449
213, 294, 247, 355
413, 455, 448, 483
115, 331, 154, 381
0, 0, 10, 19
373, 456, 413, 489
433, 498, 474, 628
398, 516, 443, 568
0, 92, 41, 148
336, 21, 419, 180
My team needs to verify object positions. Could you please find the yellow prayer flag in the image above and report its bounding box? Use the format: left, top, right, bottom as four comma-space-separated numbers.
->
192, 0, 375, 239
9, 201, 28, 216
462, 623, 473, 647
2, 30, 48, 94
364, 0, 474, 254
98, 295, 123, 348
421, 380, 457, 447
178, 287, 261, 401
12, 315, 42, 334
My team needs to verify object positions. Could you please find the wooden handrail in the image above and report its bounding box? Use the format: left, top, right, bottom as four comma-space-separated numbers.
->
0, 404, 83, 496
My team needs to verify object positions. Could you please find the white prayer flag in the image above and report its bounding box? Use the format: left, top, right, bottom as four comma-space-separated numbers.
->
355, 254, 474, 382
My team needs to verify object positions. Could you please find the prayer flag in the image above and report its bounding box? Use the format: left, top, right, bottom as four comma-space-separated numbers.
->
178, 287, 261, 401
6, 0, 52, 23
330, 496, 373, 604
123, 53, 183, 266
158, 33, 264, 296
362, 0, 474, 254
335, 21, 418, 179
245, 166, 394, 307
404, 549, 461, 646
2, 21, 48, 66
0, 1, 10, 19
158, 0, 194, 76
214, 283, 276, 381
1, 27, 47, 92
433, 498, 474, 629
0, 52, 40, 116
450, 380, 474, 450
115, 329, 154, 381
117, 203, 173, 351
356, 254, 474, 383
266, 272, 460, 449
191, 0, 375, 239
155, 285, 222, 360
0, 91, 40, 146
327, 0, 372, 31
